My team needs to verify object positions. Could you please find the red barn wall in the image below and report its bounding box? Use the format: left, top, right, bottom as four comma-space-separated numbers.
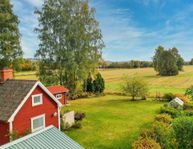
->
13, 86, 59, 136
53, 93, 66, 105
0, 121, 9, 145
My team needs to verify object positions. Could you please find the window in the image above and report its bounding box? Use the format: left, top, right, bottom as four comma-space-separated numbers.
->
31, 114, 45, 132
56, 94, 62, 100
32, 94, 43, 106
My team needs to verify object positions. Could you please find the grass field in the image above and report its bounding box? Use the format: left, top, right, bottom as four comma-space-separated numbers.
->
61, 95, 163, 149
101, 66, 193, 95
15, 66, 193, 95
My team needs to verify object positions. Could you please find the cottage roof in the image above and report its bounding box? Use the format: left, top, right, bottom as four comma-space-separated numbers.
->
0, 126, 84, 149
0, 80, 37, 121
47, 85, 69, 94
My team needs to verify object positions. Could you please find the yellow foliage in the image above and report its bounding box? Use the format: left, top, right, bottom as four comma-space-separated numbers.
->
175, 94, 190, 103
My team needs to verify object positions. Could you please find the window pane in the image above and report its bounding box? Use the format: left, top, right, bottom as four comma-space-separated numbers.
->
33, 117, 44, 129
34, 96, 40, 103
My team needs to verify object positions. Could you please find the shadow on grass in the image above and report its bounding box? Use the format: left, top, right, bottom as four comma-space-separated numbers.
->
104, 98, 146, 105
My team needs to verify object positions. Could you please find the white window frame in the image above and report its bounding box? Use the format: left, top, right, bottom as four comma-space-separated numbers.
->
55, 94, 62, 100
31, 114, 45, 132
32, 94, 43, 106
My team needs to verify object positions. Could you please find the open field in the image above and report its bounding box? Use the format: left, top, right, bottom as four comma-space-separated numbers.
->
100, 65, 193, 95
15, 66, 193, 95
61, 95, 163, 149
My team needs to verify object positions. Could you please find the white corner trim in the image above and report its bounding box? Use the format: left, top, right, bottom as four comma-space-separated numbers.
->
32, 94, 43, 107
8, 81, 62, 122
58, 107, 61, 131
31, 114, 45, 132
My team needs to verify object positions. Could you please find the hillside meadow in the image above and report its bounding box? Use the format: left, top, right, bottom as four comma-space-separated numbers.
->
15, 66, 193, 95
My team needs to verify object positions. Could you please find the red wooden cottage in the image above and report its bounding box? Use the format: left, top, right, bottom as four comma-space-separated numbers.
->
47, 85, 69, 105
0, 69, 62, 145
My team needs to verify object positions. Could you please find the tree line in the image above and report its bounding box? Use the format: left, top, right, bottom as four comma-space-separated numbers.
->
101, 60, 153, 69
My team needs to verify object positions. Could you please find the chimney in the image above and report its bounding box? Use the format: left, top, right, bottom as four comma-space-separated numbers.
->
0, 69, 13, 82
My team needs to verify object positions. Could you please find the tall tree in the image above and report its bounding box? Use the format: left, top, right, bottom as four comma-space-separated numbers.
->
153, 46, 164, 73
153, 46, 183, 76
35, 0, 105, 93
0, 0, 23, 69
93, 73, 105, 93
158, 50, 179, 76
169, 47, 184, 71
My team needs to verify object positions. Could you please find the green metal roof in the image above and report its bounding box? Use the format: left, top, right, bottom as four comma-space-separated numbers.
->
0, 126, 84, 149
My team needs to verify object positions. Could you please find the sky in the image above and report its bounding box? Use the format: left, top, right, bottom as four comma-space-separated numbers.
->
11, 0, 193, 61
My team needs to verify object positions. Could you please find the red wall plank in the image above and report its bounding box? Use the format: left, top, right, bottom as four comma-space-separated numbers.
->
0, 121, 9, 145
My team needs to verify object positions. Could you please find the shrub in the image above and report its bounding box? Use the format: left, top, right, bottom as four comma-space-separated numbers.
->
172, 116, 193, 149
159, 106, 184, 118
140, 129, 156, 139
184, 103, 193, 110
162, 93, 175, 101
23, 129, 31, 136
75, 112, 86, 121
72, 121, 82, 129
122, 77, 149, 101
185, 85, 193, 100
8, 131, 19, 141
93, 73, 105, 93
155, 114, 172, 124
152, 121, 174, 149
175, 94, 190, 103
132, 137, 161, 149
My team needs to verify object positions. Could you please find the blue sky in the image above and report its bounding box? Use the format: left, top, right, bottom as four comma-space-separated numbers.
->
11, 0, 193, 61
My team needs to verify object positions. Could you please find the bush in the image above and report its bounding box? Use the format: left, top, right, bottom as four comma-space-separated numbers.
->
8, 131, 19, 141
93, 73, 105, 93
175, 94, 190, 103
72, 121, 82, 129
159, 106, 183, 118
75, 112, 86, 121
122, 77, 149, 101
185, 85, 193, 100
140, 129, 156, 139
184, 103, 193, 110
152, 121, 174, 149
162, 93, 175, 101
132, 137, 161, 149
172, 116, 193, 149
155, 114, 172, 124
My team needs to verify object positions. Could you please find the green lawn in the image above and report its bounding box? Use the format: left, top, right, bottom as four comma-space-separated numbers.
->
61, 95, 163, 149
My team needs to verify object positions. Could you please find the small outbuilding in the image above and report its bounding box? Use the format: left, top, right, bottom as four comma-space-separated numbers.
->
168, 97, 184, 108
47, 85, 69, 105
